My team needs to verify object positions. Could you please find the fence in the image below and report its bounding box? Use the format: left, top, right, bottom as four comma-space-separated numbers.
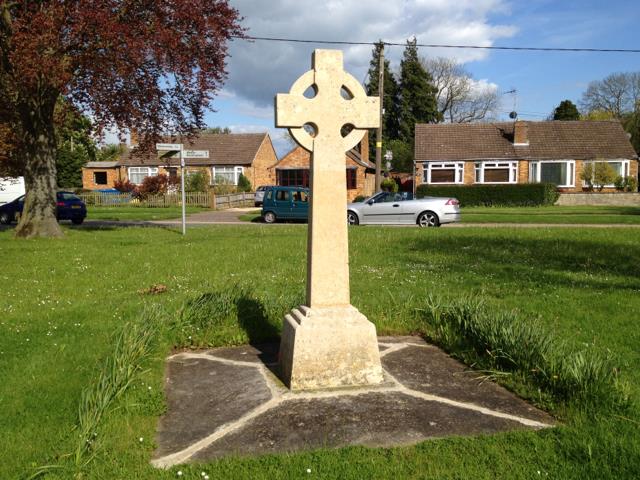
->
79, 191, 255, 209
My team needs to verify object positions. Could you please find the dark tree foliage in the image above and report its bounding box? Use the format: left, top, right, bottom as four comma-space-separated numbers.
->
55, 101, 97, 188
365, 41, 401, 154
0, 1, 243, 238
553, 100, 580, 121
398, 38, 442, 143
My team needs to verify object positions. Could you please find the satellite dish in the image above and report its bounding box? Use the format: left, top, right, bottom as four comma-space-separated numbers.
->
509, 111, 518, 119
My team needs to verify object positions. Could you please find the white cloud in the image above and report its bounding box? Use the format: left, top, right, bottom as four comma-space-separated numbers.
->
225, 0, 517, 112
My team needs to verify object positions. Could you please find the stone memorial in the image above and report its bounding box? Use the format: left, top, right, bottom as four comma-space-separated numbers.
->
275, 49, 384, 390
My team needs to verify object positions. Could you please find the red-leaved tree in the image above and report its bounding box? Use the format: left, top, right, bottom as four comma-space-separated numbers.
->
0, 1, 243, 237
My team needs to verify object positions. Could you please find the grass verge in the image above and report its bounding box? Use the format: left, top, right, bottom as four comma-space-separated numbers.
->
87, 206, 208, 221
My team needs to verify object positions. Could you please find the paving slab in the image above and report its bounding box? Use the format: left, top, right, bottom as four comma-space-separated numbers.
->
152, 337, 555, 468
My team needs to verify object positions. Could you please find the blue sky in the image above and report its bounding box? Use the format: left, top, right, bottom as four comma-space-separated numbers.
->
201, 0, 639, 156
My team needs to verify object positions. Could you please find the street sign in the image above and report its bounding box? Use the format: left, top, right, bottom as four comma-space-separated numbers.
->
155, 143, 182, 151
183, 150, 210, 159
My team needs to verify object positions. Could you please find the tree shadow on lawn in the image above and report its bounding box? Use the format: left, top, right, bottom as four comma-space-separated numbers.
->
402, 234, 640, 291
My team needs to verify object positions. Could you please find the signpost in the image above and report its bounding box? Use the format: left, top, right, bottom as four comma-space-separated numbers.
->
156, 143, 187, 235
183, 150, 209, 159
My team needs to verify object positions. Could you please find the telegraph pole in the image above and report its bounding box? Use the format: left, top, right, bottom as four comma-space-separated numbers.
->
375, 43, 384, 191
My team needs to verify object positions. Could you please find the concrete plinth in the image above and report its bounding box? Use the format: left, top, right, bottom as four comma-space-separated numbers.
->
279, 305, 383, 390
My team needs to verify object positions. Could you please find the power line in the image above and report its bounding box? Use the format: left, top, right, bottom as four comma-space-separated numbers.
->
231, 35, 640, 54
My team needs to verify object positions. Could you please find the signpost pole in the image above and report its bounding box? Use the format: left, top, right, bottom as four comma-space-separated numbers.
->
180, 146, 186, 235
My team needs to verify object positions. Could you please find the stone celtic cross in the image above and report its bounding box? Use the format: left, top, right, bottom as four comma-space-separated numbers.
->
275, 50, 383, 391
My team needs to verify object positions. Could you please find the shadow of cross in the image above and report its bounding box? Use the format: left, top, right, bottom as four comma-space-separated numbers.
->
275, 49, 379, 308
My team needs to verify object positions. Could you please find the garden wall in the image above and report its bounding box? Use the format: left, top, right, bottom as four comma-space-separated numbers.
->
556, 193, 640, 206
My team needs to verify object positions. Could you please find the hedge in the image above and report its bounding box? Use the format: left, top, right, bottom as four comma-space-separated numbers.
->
415, 183, 559, 207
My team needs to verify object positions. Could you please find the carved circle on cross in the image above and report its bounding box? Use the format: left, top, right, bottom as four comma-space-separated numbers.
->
283, 69, 370, 153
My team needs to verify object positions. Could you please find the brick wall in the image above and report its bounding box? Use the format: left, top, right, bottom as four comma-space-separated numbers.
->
81, 167, 123, 190
247, 135, 278, 187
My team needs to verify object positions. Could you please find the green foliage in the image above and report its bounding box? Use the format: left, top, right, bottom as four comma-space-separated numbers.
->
553, 100, 580, 120
184, 169, 209, 192
580, 162, 595, 191
386, 139, 413, 173
614, 175, 626, 191
96, 144, 125, 162
625, 176, 638, 192
353, 195, 367, 202
398, 38, 442, 143
237, 172, 252, 192
56, 142, 90, 188
593, 162, 617, 191
622, 108, 640, 155
416, 183, 559, 207
380, 177, 399, 192
421, 295, 630, 410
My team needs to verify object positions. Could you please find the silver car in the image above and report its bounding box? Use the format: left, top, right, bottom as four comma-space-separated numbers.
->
347, 192, 461, 227
254, 185, 270, 207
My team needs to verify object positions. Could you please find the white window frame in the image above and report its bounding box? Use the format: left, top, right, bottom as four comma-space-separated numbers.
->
212, 166, 245, 185
423, 162, 465, 185
581, 159, 630, 188
474, 161, 518, 184
529, 160, 575, 188
128, 166, 158, 185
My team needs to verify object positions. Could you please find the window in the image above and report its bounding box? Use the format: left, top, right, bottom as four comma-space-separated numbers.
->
212, 166, 244, 185
277, 169, 309, 187
529, 161, 575, 188
275, 190, 289, 201
423, 162, 464, 184
346, 169, 357, 189
582, 160, 630, 187
474, 162, 518, 184
128, 167, 158, 185
293, 190, 308, 202
93, 171, 108, 185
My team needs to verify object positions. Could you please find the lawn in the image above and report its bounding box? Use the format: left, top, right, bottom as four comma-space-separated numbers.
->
1, 225, 639, 479
461, 205, 640, 224
87, 206, 208, 221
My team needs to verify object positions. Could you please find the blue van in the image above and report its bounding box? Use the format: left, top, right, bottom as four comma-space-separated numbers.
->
261, 186, 309, 223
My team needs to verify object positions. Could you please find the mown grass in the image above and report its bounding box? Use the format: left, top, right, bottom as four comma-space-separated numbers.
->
1, 225, 639, 479
87, 206, 208, 221
462, 205, 640, 224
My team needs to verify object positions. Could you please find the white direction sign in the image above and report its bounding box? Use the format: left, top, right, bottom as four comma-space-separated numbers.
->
155, 143, 182, 151
183, 150, 209, 159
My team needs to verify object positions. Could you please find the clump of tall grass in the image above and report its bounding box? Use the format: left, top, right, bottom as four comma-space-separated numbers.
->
420, 294, 630, 411
73, 305, 163, 466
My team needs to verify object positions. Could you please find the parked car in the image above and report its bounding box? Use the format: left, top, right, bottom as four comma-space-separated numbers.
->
347, 191, 460, 227
0, 191, 87, 225
254, 185, 271, 207
261, 186, 309, 223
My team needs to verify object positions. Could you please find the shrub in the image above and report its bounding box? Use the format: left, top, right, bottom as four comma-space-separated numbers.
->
184, 169, 209, 192
415, 183, 559, 207
237, 173, 252, 192
380, 177, 398, 192
138, 174, 169, 198
614, 175, 626, 191
625, 176, 637, 192
580, 163, 595, 191
113, 179, 136, 193
353, 195, 367, 202
593, 162, 617, 191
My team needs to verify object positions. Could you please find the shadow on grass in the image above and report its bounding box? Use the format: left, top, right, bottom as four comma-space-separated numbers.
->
236, 295, 281, 368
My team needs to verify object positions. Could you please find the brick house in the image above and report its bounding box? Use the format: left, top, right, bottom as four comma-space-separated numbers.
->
269, 135, 376, 202
414, 121, 639, 192
82, 133, 278, 190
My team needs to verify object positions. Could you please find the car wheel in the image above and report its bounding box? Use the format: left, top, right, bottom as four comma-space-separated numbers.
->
71, 217, 84, 225
263, 211, 276, 224
0, 211, 12, 224
417, 211, 440, 228
347, 211, 359, 225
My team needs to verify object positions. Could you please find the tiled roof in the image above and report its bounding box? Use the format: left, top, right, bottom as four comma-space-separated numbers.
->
415, 121, 638, 161
117, 133, 269, 167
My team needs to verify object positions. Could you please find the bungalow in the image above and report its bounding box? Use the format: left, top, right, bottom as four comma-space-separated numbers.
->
81, 132, 278, 190
269, 134, 376, 202
414, 120, 638, 192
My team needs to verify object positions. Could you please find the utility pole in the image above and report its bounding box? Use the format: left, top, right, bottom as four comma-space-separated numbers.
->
375, 43, 384, 191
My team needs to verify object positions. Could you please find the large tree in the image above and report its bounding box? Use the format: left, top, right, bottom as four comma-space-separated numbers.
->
422, 56, 499, 124
579, 72, 640, 117
552, 100, 580, 121
55, 101, 97, 188
0, 1, 243, 238
398, 38, 441, 143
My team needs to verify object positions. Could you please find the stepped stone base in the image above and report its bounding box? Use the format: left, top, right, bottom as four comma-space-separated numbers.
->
279, 305, 384, 390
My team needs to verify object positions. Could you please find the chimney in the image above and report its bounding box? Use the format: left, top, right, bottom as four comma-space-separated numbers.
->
360, 131, 370, 163
514, 121, 529, 146
130, 129, 139, 147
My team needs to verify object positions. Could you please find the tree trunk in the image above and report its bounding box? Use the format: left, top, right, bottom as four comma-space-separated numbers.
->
15, 97, 64, 239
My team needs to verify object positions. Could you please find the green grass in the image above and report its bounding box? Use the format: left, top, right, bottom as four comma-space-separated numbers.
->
462, 205, 640, 224
1, 225, 639, 478
87, 206, 208, 221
